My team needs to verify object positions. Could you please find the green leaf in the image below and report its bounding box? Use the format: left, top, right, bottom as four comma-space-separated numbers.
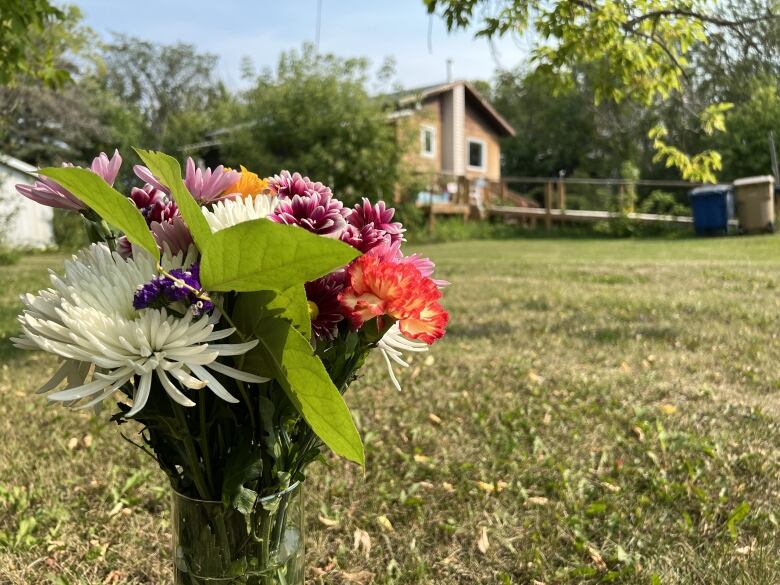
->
725, 501, 750, 539
233, 285, 311, 340
201, 220, 360, 292
133, 148, 212, 250
221, 435, 263, 514
243, 316, 364, 465
39, 167, 159, 261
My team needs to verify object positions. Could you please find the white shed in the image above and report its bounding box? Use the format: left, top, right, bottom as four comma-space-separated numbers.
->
0, 153, 53, 248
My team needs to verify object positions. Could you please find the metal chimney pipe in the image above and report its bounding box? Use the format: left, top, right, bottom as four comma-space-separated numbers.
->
446, 59, 453, 83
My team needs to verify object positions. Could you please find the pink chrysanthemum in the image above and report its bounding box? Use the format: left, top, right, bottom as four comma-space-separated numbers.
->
267, 170, 332, 198
133, 158, 240, 204
270, 191, 348, 237
305, 271, 347, 340
16, 150, 122, 211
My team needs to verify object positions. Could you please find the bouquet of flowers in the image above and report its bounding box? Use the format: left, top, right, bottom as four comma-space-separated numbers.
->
13, 149, 448, 584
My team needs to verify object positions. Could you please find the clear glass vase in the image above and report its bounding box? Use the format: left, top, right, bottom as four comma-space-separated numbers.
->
171, 482, 305, 585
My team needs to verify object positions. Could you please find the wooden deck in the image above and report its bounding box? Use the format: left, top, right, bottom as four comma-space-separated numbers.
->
490, 206, 693, 225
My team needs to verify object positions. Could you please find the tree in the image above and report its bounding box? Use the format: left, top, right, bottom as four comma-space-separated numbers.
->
426, 0, 777, 181
221, 44, 402, 201
0, 0, 73, 87
98, 35, 230, 153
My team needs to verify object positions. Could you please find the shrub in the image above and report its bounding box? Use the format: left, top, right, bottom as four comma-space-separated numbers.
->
52, 209, 88, 251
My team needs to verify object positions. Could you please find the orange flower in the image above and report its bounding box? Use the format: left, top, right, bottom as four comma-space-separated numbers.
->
339, 255, 447, 344
226, 165, 268, 197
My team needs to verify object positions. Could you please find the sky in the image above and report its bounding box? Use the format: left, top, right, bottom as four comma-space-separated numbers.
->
73, 0, 531, 91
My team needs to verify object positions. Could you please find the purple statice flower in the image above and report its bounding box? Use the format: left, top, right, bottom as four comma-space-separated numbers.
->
305, 271, 347, 340
16, 150, 123, 211
133, 263, 213, 316
270, 191, 348, 238
267, 170, 332, 198
132, 164, 170, 194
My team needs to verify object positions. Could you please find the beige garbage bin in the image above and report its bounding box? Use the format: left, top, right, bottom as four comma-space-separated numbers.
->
733, 175, 775, 234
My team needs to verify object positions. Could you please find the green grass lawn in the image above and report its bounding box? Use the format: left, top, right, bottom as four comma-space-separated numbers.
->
3, 237, 780, 584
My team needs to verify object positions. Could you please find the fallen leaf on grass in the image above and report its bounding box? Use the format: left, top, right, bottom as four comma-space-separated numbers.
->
526, 496, 549, 506
376, 515, 394, 532
103, 570, 126, 584
339, 570, 374, 584
413, 454, 430, 464
318, 515, 339, 528
428, 413, 442, 425
441, 482, 455, 493
659, 403, 678, 415
527, 370, 545, 384
587, 545, 607, 571
477, 526, 489, 554
67, 437, 79, 451
353, 527, 371, 558
476, 480, 508, 494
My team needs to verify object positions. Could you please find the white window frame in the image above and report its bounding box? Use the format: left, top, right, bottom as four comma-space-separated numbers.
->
420, 125, 436, 158
466, 137, 487, 171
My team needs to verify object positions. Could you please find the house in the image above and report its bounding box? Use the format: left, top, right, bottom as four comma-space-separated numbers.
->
0, 153, 53, 248
387, 80, 516, 206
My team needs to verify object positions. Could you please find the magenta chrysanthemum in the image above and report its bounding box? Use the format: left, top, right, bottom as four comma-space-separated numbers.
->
270, 192, 348, 237
340, 198, 405, 252
305, 271, 347, 340
16, 150, 123, 211
130, 184, 178, 224
267, 170, 332, 198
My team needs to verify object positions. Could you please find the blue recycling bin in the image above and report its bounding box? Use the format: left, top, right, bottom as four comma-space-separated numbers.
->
689, 185, 734, 236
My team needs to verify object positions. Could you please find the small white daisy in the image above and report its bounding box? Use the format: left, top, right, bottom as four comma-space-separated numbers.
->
376, 323, 429, 392
13, 243, 266, 417
202, 194, 279, 233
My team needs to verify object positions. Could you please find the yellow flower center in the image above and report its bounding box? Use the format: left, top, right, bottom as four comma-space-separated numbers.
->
226, 165, 269, 197
307, 300, 319, 320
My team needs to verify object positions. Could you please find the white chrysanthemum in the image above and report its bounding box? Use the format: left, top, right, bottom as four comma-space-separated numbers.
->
202, 194, 279, 232
13, 243, 266, 417
376, 323, 429, 392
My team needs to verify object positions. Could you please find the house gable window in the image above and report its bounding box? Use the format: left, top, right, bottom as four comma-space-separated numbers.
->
420, 125, 435, 158
467, 138, 486, 171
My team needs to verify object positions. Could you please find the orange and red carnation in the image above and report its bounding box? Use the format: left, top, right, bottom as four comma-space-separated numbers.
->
339, 254, 448, 344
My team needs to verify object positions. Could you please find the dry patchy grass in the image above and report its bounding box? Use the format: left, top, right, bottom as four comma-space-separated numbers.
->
3, 238, 780, 584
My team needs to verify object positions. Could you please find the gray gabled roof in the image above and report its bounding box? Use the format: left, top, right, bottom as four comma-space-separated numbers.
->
386, 80, 516, 137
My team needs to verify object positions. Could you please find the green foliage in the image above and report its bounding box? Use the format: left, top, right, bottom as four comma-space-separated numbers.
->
51, 209, 88, 251
639, 190, 690, 217
428, 0, 772, 182
0, 0, 70, 87
38, 167, 159, 261
222, 44, 402, 201
133, 149, 212, 249
240, 315, 364, 466
99, 34, 229, 153
200, 220, 359, 292
716, 79, 780, 180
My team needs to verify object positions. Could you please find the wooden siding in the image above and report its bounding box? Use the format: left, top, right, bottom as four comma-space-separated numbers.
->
463, 99, 501, 181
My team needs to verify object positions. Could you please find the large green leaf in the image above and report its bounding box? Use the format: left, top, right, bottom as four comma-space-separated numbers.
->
201, 219, 360, 292
133, 148, 212, 251
39, 167, 159, 261
243, 317, 364, 466
234, 285, 312, 340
